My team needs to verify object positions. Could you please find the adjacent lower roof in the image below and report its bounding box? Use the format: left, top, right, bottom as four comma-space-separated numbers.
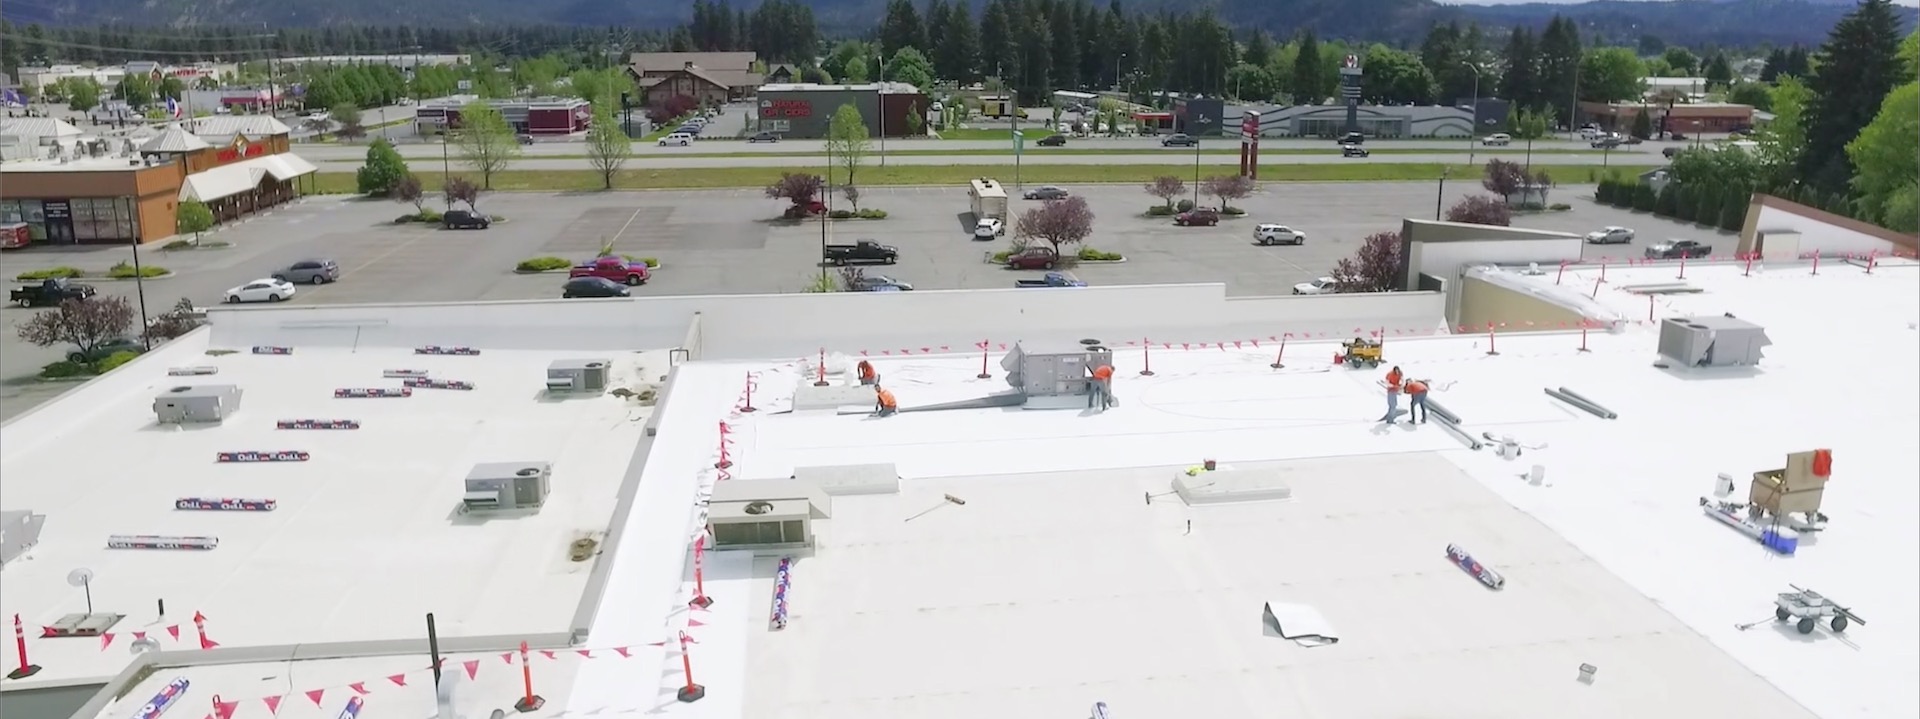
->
179, 153, 318, 202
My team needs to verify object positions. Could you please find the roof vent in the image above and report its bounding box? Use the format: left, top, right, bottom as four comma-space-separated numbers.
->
168, 386, 192, 393
744, 501, 775, 515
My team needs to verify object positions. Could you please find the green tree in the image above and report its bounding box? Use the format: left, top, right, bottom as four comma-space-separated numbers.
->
932, 1, 979, 83
1292, 30, 1323, 103
1630, 108, 1654, 139
1757, 76, 1813, 188
1654, 182, 1678, 216
1661, 47, 1699, 76
1703, 53, 1735, 89
1726, 82, 1773, 111
584, 99, 633, 190
115, 73, 154, 109
1878, 183, 1919, 233
1537, 16, 1584, 117
887, 47, 937, 90
1360, 45, 1434, 104
175, 200, 215, 244
1900, 31, 1920, 78
355, 138, 411, 196
1499, 27, 1540, 110
453, 100, 520, 190
331, 104, 365, 141
1844, 82, 1919, 228
1227, 64, 1276, 102
1800, 0, 1905, 194
1578, 48, 1647, 102
826, 103, 871, 188
65, 78, 101, 114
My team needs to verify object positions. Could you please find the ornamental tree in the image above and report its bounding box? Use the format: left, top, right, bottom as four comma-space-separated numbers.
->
1482, 158, 1527, 197
1203, 175, 1256, 213
1446, 195, 1515, 226
1328, 231, 1403, 293
17, 295, 135, 367
1015, 196, 1096, 256
765, 172, 824, 210
1145, 175, 1186, 208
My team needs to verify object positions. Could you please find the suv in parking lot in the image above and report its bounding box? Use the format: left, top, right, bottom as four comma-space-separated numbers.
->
443, 210, 490, 230
1254, 224, 1306, 245
1175, 208, 1219, 226
274, 259, 340, 285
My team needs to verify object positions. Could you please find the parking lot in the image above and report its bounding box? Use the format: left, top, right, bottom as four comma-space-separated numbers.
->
0, 181, 1728, 420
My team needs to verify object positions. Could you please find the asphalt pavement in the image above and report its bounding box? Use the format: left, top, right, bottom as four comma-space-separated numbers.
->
0, 182, 1731, 421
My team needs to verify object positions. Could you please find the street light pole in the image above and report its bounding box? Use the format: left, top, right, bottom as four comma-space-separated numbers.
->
1191, 115, 1207, 206
129, 237, 152, 350
1567, 65, 1583, 141
876, 54, 886, 167
1435, 167, 1449, 221
1464, 63, 1482, 165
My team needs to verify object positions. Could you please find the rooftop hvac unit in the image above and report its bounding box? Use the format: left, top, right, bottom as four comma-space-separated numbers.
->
153, 384, 243, 424
546, 359, 610, 395
1658, 315, 1771, 368
462, 461, 552, 512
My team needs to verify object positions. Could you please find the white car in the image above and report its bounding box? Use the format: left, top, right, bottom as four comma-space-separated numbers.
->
1481, 133, 1511, 146
657, 133, 694, 147
224, 278, 295, 304
1254, 224, 1306, 246
974, 218, 1005, 239
1585, 226, 1636, 244
1292, 277, 1344, 295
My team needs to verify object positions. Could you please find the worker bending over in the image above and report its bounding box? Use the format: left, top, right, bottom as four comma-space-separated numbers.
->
873, 385, 898, 417
1379, 366, 1404, 422
1404, 378, 1430, 424
856, 359, 878, 386
1088, 362, 1115, 411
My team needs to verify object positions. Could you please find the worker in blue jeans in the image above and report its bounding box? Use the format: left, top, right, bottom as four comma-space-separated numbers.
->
1378, 366, 1404, 422
1404, 378, 1430, 424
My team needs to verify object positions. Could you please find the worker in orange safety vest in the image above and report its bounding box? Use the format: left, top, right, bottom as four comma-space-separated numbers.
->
1088, 362, 1115, 411
873, 385, 898, 417
1404, 378, 1430, 424
1379, 366, 1405, 422
856, 359, 878, 386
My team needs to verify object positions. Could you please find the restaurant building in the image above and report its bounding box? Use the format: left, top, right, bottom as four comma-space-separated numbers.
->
0, 116, 317, 246
752, 83, 929, 139
412, 95, 594, 137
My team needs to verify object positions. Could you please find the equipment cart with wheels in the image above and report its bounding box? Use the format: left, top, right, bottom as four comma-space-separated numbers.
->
1772, 586, 1864, 635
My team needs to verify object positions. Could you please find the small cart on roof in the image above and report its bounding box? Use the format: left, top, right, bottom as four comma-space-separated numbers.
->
1772, 585, 1864, 635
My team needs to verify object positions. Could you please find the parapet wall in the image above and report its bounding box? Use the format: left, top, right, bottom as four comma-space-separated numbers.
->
205, 285, 1446, 360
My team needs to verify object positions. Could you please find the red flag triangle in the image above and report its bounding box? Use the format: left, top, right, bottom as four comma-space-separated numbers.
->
388, 673, 408, 687
305, 690, 325, 707
462, 659, 480, 680
576, 649, 593, 659
538, 650, 556, 660
193, 611, 207, 622
348, 683, 369, 695
262, 696, 282, 715
613, 647, 631, 658
214, 701, 238, 719
133, 631, 147, 641
166, 625, 181, 641
647, 641, 667, 646
688, 618, 706, 627
100, 633, 116, 651
501, 651, 515, 664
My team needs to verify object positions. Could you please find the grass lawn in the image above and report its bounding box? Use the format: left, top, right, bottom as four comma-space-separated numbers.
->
314, 163, 1660, 194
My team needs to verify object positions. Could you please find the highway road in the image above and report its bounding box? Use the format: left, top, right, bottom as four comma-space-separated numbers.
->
295, 135, 1669, 161
306, 149, 1663, 172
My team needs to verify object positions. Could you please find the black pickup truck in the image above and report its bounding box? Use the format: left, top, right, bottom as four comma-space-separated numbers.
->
1645, 240, 1713, 260
823, 240, 899, 266
12, 278, 97, 307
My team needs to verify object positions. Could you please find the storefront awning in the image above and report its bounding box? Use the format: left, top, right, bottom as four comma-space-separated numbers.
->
178, 153, 318, 203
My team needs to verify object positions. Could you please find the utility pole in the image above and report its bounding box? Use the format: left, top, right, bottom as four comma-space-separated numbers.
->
1464, 62, 1482, 165
876, 53, 886, 167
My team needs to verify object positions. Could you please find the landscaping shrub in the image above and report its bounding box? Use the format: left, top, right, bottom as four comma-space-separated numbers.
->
163, 240, 195, 250
1549, 203, 1572, 211
97, 350, 142, 373
1219, 207, 1247, 215
1514, 202, 1546, 211
618, 255, 662, 268
828, 209, 855, 219
18, 267, 84, 281
1653, 184, 1678, 217
1175, 199, 1196, 212
1631, 183, 1658, 212
38, 360, 89, 379
515, 257, 571, 272
854, 208, 888, 219
1145, 205, 1175, 216
488, 215, 507, 222
107, 262, 168, 279
990, 250, 1014, 263
1077, 248, 1124, 261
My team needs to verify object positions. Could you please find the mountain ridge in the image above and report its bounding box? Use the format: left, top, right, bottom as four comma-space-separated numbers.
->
0, 0, 1908, 47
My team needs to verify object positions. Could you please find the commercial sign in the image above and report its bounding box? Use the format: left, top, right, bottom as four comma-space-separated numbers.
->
216, 136, 268, 163
760, 99, 812, 118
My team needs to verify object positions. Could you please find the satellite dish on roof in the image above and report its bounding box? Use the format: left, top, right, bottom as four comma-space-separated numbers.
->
129, 636, 161, 654
67, 567, 95, 587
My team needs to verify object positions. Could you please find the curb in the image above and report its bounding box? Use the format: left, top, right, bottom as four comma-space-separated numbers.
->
15, 271, 176, 283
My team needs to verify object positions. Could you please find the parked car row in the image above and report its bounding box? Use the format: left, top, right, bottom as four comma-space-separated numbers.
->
658, 114, 714, 146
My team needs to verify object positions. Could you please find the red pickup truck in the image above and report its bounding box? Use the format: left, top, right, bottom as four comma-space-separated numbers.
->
568, 255, 651, 286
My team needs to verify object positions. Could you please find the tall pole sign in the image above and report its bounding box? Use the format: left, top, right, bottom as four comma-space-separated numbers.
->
1239, 111, 1261, 180
1339, 54, 1364, 137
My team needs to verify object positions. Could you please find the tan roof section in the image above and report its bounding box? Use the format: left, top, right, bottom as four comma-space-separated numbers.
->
1746, 193, 1919, 254
627, 52, 763, 89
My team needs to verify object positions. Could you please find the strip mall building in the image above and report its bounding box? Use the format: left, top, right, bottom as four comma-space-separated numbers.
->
0, 116, 317, 246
